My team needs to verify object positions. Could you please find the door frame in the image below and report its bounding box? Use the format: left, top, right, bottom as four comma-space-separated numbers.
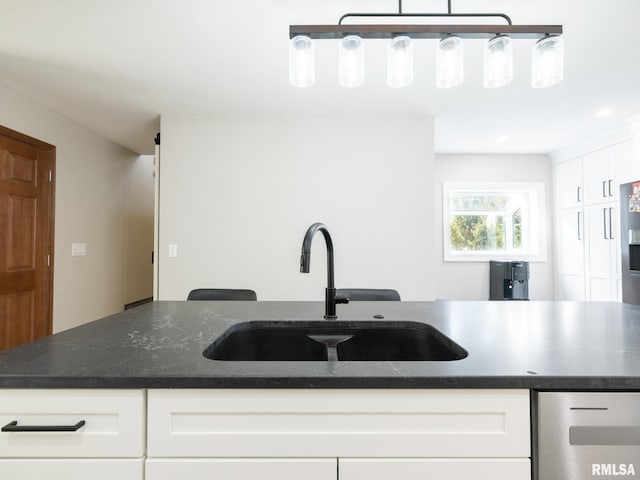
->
0, 124, 56, 336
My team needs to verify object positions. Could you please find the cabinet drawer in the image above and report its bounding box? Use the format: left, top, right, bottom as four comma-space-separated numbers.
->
340, 458, 530, 480
146, 458, 336, 480
0, 459, 143, 479
148, 389, 530, 457
0, 389, 145, 457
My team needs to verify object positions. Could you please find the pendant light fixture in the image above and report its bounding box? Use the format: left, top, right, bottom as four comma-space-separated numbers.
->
289, 0, 563, 89
387, 36, 414, 88
339, 35, 365, 87
484, 34, 513, 88
436, 35, 463, 88
531, 35, 564, 88
289, 35, 315, 88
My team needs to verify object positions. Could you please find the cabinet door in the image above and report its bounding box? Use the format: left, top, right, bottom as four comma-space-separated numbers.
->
584, 205, 614, 300
0, 459, 143, 480
611, 139, 640, 202
553, 157, 583, 209
555, 208, 585, 300
148, 389, 530, 458
0, 389, 145, 457
582, 149, 611, 205
610, 204, 622, 301
146, 458, 336, 480
340, 458, 530, 480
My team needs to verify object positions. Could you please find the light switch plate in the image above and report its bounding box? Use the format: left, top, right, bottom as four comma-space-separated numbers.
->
71, 243, 87, 256
168, 244, 178, 258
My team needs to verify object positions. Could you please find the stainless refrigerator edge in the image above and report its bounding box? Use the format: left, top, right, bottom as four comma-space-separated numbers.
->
620, 181, 640, 304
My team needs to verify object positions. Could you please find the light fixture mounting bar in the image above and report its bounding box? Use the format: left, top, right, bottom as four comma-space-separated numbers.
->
289, 24, 562, 40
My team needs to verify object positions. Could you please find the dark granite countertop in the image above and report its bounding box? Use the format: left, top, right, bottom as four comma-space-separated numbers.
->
1, 300, 640, 389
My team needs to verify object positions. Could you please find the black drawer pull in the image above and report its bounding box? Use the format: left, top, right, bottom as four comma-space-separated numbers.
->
2, 420, 86, 432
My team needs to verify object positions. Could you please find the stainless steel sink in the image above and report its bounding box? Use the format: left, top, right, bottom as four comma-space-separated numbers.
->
203, 321, 468, 361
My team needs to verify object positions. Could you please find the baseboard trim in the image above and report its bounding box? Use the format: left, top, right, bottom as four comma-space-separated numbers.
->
124, 297, 153, 310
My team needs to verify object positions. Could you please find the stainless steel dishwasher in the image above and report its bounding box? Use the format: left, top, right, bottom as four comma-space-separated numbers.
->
536, 392, 640, 479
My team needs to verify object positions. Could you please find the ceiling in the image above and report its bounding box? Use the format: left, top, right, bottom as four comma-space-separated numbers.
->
0, 0, 638, 155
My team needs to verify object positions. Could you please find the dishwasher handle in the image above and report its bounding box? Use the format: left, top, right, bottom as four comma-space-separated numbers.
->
570, 426, 640, 446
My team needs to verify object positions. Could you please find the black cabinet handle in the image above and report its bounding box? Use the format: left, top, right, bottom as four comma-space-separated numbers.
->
603, 208, 608, 239
609, 207, 614, 240
577, 211, 582, 240
2, 420, 86, 432
608, 179, 613, 197
602, 180, 607, 198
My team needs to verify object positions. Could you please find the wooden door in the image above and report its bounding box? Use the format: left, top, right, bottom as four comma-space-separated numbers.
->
0, 126, 54, 351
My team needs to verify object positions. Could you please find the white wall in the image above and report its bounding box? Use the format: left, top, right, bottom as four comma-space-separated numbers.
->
0, 82, 154, 332
434, 154, 554, 300
159, 114, 435, 301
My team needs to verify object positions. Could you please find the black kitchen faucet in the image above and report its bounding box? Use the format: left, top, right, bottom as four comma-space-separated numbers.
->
300, 223, 349, 319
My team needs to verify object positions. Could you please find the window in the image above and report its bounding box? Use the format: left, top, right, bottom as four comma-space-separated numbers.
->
443, 182, 546, 262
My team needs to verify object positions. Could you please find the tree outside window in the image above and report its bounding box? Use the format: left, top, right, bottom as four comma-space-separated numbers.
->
443, 183, 546, 262
512, 208, 522, 249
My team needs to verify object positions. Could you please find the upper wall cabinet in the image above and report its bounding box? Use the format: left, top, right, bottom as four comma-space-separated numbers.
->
553, 157, 583, 210
611, 140, 640, 196
582, 141, 640, 206
582, 149, 611, 205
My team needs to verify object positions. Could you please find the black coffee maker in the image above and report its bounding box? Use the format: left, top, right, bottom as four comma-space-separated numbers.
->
489, 260, 529, 301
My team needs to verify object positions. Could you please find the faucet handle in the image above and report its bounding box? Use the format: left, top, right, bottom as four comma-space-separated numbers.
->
334, 292, 350, 305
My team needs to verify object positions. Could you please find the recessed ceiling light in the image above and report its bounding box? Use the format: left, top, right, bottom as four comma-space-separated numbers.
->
596, 108, 613, 118
498, 135, 511, 142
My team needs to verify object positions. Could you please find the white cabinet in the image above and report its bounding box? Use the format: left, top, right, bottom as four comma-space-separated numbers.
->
146, 458, 336, 480
553, 139, 636, 301
147, 389, 531, 480
584, 205, 614, 300
0, 459, 144, 480
0, 389, 145, 480
555, 208, 585, 300
611, 203, 622, 300
147, 389, 530, 458
582, 149, 612, 205
340, 458, 530, 480
585, 204, 620, 300
0, 389, 145, 457
553, 157, 583, 210
611, 140, 640, 198
582, 141, 639, 205
1, 388, 530, 478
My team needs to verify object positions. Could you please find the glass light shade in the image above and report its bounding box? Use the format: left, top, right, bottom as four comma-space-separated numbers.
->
339, 35, 365, 87
484, 35, 513, 88
532, 35, 564, 88
289, 35, 314, 88
436, 36, 463, 88
387, 36, 414, 88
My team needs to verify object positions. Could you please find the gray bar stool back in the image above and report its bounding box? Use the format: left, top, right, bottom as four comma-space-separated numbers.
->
187, 289, 257, 301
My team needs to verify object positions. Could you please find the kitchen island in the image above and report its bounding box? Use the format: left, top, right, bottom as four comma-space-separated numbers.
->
1, 300, 640, 389
1, 300, 640, 480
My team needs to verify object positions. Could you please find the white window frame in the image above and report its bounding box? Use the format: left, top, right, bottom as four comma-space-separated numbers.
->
442, 182, 547, 262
